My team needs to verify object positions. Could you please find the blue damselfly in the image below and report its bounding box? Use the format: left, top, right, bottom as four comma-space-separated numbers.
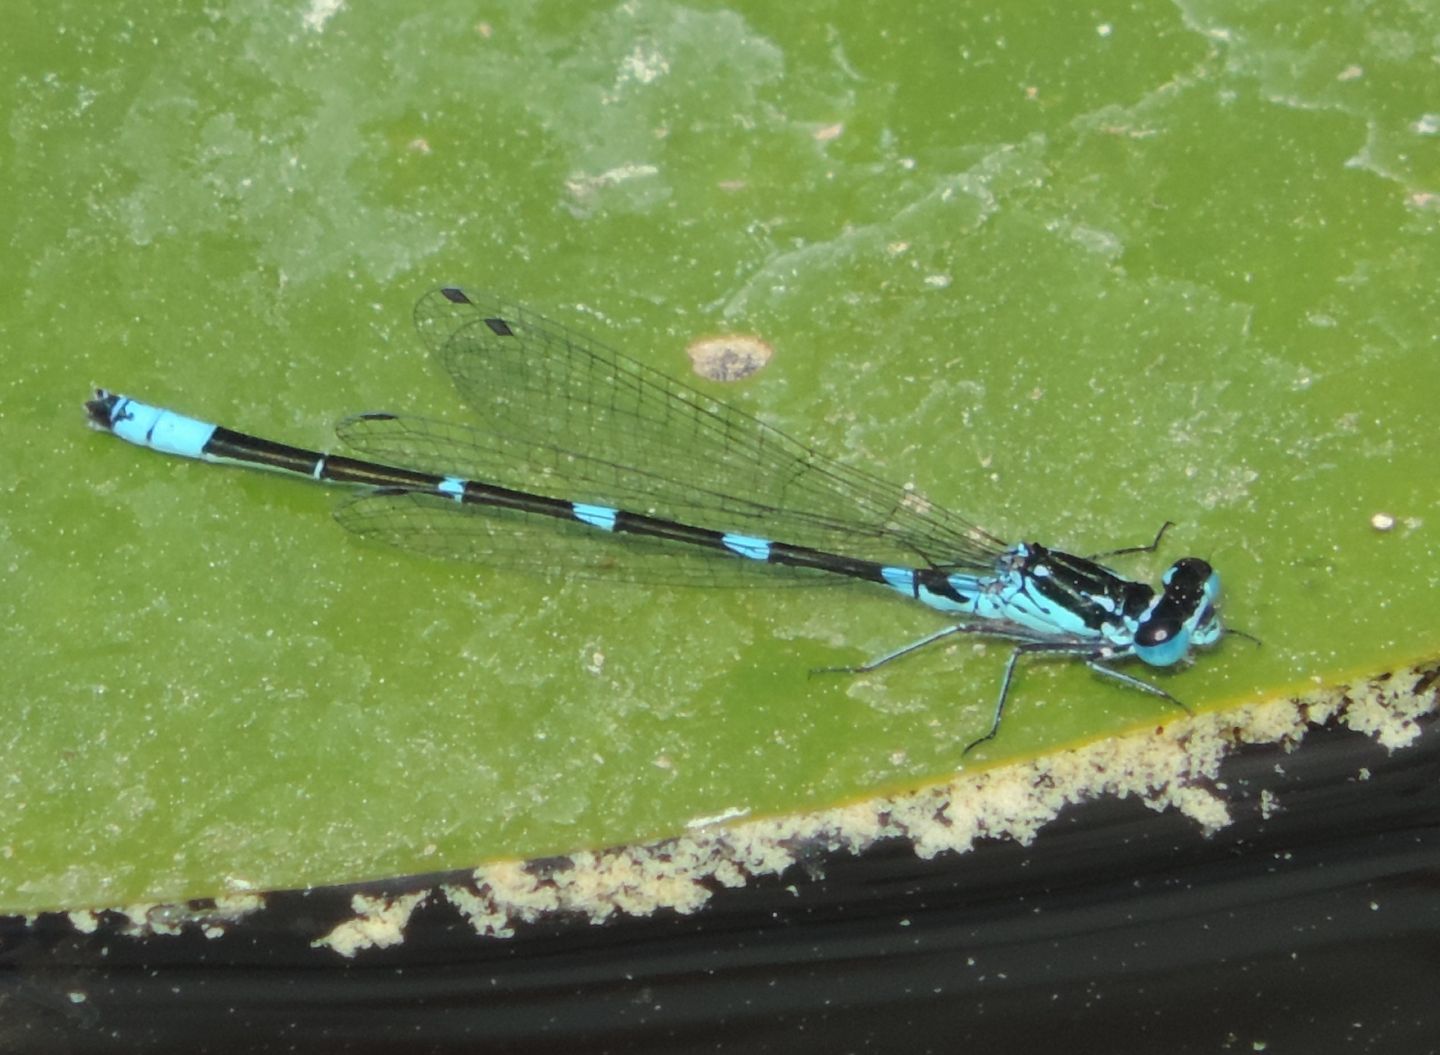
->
87, 288, 1231, 751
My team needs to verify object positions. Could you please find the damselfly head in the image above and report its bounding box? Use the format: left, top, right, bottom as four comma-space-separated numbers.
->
1132, 558, 1223, 667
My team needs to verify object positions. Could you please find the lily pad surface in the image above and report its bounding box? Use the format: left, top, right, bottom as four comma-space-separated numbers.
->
2, 0, 1435, 912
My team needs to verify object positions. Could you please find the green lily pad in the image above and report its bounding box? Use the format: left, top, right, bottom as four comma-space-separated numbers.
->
2, 0, 1435, 913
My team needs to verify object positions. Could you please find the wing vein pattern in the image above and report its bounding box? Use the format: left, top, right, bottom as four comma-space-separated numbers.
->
333, 289, 1007, 585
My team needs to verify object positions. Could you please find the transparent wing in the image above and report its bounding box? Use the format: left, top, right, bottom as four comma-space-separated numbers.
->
335, 287, 1008, 573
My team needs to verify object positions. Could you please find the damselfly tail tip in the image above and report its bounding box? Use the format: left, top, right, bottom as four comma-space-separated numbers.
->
85, 388, 121, 430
